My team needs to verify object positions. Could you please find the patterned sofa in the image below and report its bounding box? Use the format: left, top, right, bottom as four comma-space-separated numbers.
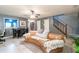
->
23, 31, 65, 53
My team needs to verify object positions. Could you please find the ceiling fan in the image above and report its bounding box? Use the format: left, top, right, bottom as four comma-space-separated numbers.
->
22, 10, 40, 19
30, 10, 40, 19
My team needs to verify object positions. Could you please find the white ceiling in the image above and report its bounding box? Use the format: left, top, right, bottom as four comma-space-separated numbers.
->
0, 5, 79, 18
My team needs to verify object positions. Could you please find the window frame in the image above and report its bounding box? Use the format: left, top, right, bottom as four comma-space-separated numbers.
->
4, 18, 18, 29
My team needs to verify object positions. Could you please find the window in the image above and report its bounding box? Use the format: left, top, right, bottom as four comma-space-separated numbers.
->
5, 19, 17, 28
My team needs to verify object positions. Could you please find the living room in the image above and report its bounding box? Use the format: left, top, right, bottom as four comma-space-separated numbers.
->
0, 5, 79, 53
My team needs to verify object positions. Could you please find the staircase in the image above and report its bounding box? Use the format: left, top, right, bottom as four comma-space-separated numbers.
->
53, 16, 67, 37
53, 16, 75, 37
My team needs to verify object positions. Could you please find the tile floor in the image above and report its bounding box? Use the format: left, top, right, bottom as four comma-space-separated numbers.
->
0, 37, 43, 53
0, 37, 75, 53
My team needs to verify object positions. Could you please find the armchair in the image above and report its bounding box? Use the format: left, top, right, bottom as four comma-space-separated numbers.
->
0, 30, 5, 44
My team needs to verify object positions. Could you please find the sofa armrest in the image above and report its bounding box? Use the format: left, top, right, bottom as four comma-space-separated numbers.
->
43, 39, 64, 52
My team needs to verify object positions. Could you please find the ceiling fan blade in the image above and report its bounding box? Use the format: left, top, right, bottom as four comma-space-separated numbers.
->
35, 14, 40, 18
30, 10, 34, 14
36, 14, 40, 16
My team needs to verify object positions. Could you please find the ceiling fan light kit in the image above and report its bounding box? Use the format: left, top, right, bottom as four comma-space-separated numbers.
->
29, 10, 40, 20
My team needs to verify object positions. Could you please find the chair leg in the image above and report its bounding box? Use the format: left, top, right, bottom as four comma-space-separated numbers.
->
0, 39, 5, 42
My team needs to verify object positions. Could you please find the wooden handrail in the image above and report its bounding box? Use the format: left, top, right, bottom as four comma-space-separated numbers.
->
53, 18, 67, 37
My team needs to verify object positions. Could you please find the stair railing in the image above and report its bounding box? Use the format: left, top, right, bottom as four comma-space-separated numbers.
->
53, 18, 67, 37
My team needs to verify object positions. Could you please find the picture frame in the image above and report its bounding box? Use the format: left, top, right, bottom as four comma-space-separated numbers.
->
20, 20, 26, 27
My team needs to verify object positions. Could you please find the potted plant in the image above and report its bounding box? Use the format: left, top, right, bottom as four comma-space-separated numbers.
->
69, 35, 79, 53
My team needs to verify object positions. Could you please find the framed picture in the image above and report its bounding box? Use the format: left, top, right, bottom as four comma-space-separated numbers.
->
20, 20, 26, 27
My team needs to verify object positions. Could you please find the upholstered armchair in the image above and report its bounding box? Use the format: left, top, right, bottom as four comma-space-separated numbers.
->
0, 30, 5, 44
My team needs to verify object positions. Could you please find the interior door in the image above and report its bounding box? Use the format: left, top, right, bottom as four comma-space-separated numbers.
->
44, 18, 49, 32
37, 20, 41, 31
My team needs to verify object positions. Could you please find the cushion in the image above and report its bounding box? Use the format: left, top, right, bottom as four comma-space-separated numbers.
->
35, 33, 46, 39
38, 29, 44, 33
30, 31, 37, 36
36, 30, 49, 39
31, 36, 48, 41
23, 33, 30, 37
42, 30, 49, 35
48, 33, 64, 40
36, 33, 46, 38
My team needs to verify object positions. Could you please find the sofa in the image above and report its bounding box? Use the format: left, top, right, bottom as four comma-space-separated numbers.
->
23, 31, 65, 53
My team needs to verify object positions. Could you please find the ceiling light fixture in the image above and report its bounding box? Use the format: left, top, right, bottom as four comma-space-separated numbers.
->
29, 10, 40, 20
30, 15, 36, 19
